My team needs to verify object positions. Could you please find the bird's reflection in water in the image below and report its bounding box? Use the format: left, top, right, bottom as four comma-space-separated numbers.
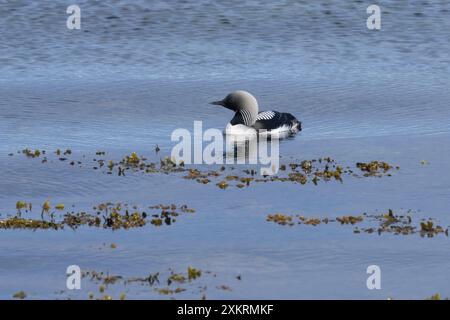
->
223, 133, 281, 175
224, 136, 257, 164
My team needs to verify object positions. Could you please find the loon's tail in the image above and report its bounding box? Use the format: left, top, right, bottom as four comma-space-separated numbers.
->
284, 113, 301, 133
291, 119, 301, 133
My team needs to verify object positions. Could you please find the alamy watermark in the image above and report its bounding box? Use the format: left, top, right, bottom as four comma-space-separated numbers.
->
367, 5, 381, 30
366, 265, 381, 290
66, 265, 81, 290
65, 4, 381, 31
171, 121, 279, 175
66, 5, 81, 30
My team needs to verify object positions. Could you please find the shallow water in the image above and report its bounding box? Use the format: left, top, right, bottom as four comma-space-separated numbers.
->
1, 1, 450, 299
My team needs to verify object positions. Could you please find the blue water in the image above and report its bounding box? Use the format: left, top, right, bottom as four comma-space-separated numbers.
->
1, 0, 450, 299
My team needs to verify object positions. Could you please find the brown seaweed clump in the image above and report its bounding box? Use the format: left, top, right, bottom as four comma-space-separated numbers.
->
0, 202, 196, 231
266, 213, 295, 226
13, 291, 27, 299
216, 181, 229, 189
82, 270, 123, 286
0, 217, 62, 230
157, 287, 186, 295
336, 215, 364, 225
267, 214, 328, 227
116, 154, 186, 175
187, 266, 202, 281
356, 161, 398, 177
267, 209, 448, 238
15, 201, 32, 217
81, 266, 213, 299
21, 148, 42, 158
17, 147, 398, 182
420, 220, 448, 238
358, 210, 448, 237
298, 216, 323, 226
358, 210, 416, 235
288, 172, 308, 185
16, 147, 401, 189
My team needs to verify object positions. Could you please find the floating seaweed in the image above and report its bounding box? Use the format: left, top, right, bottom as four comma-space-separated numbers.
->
157, 287, 186, 295
13, 291, 26, 299
425, 293, 442, 300
266, 210, 448, 238
16, 201, 31, 217
267, 214, 326, 227
360, 210, 447, 237
0, 202, 196, 230
82, 270, 123, 286
266, 213, 295, 226
336, 215, 363, 225
41, 200, 51, 220
168, 272, 186, 284
288, 172, 308, 185
16, 147, 399, 189
299, 216, 322, 226
216, 181, 229, 189
0, 217, 62, 230
420, 220, 448, 238
78, 266, 224, 299
21, 148, 41, 158
188, 266, 202, 281
127, 272, 160, 286
356, 161, 399, 177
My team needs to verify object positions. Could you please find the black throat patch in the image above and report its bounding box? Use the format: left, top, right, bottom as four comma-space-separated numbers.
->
230, 110, 254, 126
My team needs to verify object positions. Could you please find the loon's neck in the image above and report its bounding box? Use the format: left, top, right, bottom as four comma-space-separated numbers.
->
230, 110, 256, 126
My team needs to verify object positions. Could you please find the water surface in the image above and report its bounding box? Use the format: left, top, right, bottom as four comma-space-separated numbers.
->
1, 0, 449, 299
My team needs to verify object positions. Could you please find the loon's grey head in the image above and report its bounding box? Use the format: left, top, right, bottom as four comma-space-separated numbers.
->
210, 90, 259, 126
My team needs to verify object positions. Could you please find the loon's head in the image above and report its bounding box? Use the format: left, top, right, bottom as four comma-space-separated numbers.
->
210, 90, 259, 126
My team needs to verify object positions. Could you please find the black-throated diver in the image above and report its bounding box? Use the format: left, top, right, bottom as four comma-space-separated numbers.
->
210, 90, 301, 137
